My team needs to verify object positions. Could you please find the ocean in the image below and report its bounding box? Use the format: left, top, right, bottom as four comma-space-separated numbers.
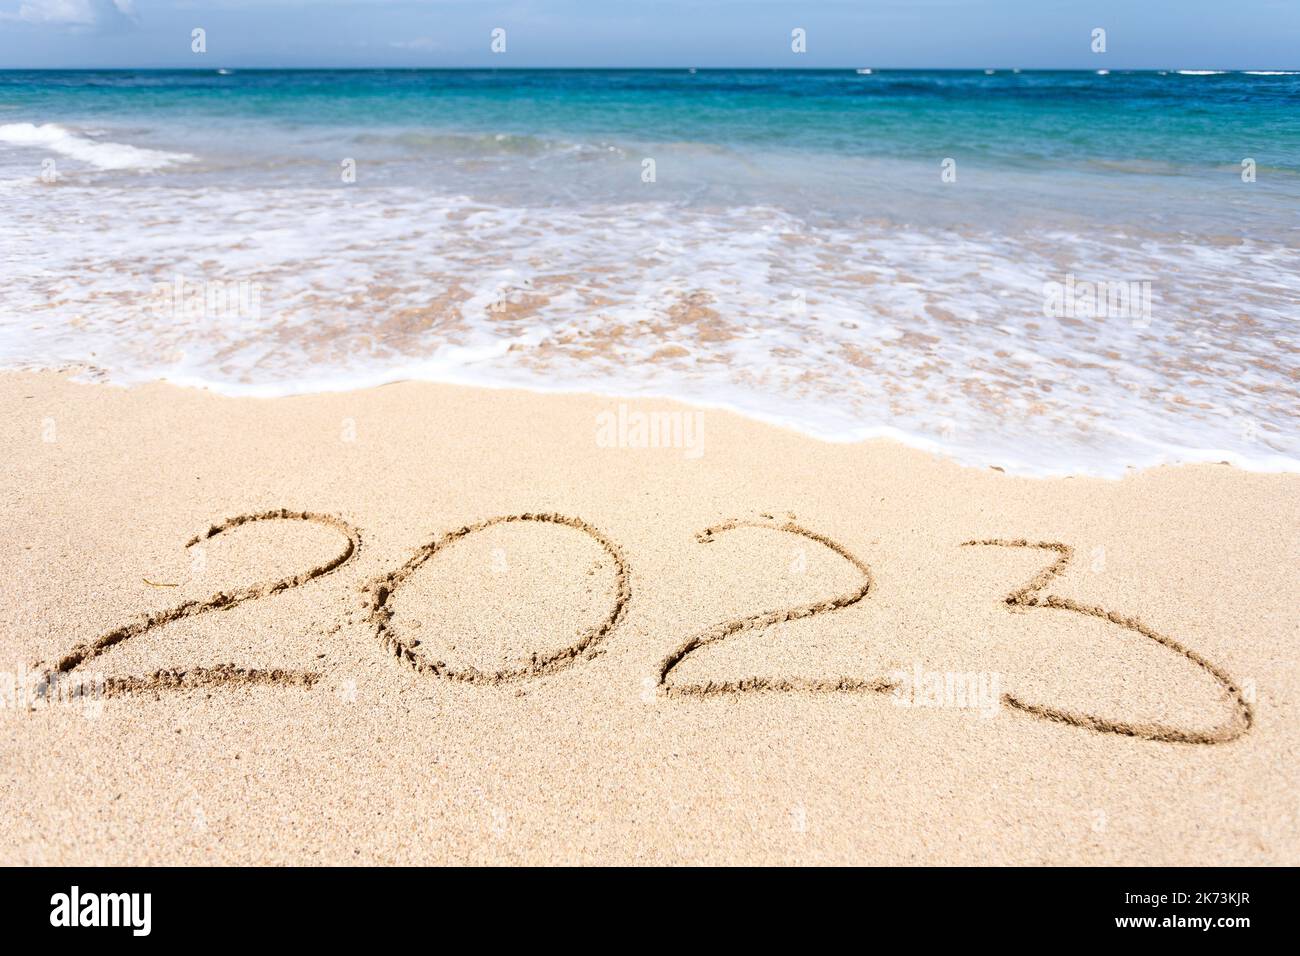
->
1, 68, 1297, 475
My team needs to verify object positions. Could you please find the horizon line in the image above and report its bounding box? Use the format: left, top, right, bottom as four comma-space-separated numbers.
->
2, 65, 1295, 72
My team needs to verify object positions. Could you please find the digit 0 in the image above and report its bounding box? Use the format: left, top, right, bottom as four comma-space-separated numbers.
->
365, 512, 631, 684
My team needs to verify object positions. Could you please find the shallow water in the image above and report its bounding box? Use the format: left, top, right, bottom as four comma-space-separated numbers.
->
2, 69, 1297, 474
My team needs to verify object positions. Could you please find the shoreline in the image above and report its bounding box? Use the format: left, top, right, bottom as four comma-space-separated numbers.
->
21, 367, 1300, 480
1, 369, 1296, 864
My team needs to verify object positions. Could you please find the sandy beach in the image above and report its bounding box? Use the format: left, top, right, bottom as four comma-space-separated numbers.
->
1, 369, 1295, 865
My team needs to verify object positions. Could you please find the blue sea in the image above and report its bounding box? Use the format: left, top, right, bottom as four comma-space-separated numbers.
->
1, 69, 1297, 474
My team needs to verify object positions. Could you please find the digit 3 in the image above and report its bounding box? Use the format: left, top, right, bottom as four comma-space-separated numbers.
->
962, 539, 1254, 744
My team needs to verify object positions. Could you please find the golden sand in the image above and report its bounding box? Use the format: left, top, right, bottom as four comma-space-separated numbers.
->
1, 371, 1296, 864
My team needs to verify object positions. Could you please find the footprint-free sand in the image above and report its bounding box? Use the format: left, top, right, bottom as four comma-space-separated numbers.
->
1, 371, 1296, 865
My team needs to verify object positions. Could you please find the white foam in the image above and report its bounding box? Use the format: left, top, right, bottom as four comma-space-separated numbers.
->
1242, 71, 1300, 75
2, 183, 1297, 479
1175, 70, 1227, 75
0, 123, 193, 171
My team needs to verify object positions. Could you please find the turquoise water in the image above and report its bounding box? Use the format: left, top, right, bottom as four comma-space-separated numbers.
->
4, 69, 1298, 224
3, 69, 1298, 163
1, 70, 1297, 473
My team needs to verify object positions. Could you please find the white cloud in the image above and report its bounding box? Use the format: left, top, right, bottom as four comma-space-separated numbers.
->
6, 0, 136, 28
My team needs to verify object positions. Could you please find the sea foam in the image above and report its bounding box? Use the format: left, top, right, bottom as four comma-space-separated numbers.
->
0, 122, 194, 171
2, 181, 1296, 478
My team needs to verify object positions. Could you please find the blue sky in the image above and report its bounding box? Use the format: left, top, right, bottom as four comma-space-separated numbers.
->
1, 0, 1297, 69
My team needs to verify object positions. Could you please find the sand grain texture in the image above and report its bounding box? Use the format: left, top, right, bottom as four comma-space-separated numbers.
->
1, 371, 1296, 865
